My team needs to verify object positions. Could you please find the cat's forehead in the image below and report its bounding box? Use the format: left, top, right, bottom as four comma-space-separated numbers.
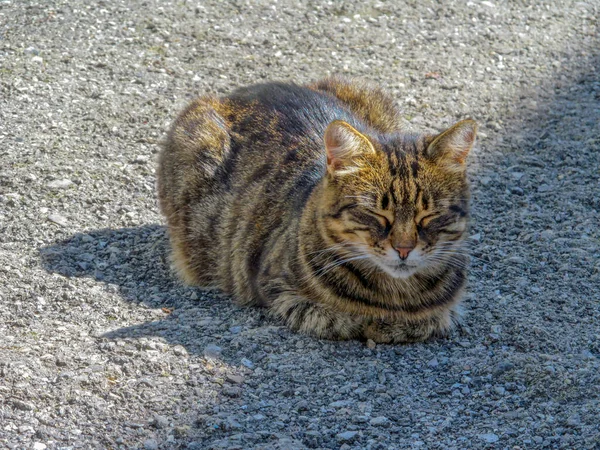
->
378, 134, 429, 181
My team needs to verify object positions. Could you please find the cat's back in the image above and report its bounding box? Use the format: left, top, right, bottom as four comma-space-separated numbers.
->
225, 82, 362, 151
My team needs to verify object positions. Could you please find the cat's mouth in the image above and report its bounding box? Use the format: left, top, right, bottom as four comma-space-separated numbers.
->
375, 260, 421, 279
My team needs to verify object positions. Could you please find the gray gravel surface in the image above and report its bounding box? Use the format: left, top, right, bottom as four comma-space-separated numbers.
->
1, 1, 599, 449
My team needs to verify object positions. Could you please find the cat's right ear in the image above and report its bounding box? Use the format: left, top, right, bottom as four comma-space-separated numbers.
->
426, 119, 477, 171
324, 120, 375, 175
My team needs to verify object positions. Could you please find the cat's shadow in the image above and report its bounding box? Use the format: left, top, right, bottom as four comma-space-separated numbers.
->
39, 225, 272, 358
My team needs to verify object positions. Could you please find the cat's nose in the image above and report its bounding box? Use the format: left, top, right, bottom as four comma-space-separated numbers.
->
395, 245, 415, 260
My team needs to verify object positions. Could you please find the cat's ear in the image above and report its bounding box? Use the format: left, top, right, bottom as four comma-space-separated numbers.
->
324, 120, 375, 174
426, 119, 477, 170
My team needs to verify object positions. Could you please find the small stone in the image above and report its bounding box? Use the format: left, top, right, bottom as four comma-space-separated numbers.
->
174, 425, 190, 437
479, 433, 499, 443
48, 214, 69, 227
537, 184, 552, 193
223, 386, 241, 397
12, 399, 35, 411
352, 415, 369, 423
144, 439, 159, 450
56, 357, 68, 367
33, 444, 46, 450
469, 233, 482, 243
172, 345, 187, 356
296, 400, 308, 411
493, 361, 515, 376
507, 256, 525, 264
494, 386, 506, 395
203, 344, 222, 359
329, 400, 351, 408
31, 56, 44, 63
152, 415, 169, 429
369, 416, 389, 427
336, 431, 358, 442
480, 176, 492, 186
366, 339, 376, 349
510, 186, 524, 195
226, 374, 244, 384
240, 358, 254, 369
566, 414, 581, 427
47, 179, 73, 189
427, 358, 439, 367
229, 326, 242, 334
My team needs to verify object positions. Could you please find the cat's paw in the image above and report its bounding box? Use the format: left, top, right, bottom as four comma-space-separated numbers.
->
362, 321, 394, 344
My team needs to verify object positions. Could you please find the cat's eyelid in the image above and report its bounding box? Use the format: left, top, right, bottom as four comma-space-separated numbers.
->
366, 208, 393, 224
415, 210, 438, 224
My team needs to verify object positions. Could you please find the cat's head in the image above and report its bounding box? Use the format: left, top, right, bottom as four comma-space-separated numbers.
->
319, 119, 477, 279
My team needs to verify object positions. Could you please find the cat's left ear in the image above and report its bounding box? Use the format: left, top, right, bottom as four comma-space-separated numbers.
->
324, 120, 375, 175
426, 119, 477, 170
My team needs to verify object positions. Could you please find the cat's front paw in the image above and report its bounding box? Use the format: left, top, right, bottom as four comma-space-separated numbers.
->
362, 321, 394, 344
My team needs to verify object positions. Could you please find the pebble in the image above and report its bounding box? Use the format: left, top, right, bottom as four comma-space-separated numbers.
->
226, 374, 244, 384
48, 214, 69, 227
33, 444, 46, 450
336, 431, 358, 442
47, 179, 73, 189
203, 344, 222, 359
143, 439, 159, 450
537, 183, 552, 193
366, 339, 376, 349
152, 414, 169, 429
507, 256, 525, 264
369, 416, 389, 427
493, 361, 515, 376
510, 186, 524, 195
329, 400, 351, 408
12, 399, 35, 411
240, 358, 254, 369
223, 386, 241, 397
31, 56, 44, 63
469, 233, 482, 243
229, 326, 242, 334
479, 433, 499, 443
172, 345, 188, 356
566, 414, 581, 427
352, 415, 369, 423
427, 358, 439, 367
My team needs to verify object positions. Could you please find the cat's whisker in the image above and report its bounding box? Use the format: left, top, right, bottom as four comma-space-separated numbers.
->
312, 255, 371, 279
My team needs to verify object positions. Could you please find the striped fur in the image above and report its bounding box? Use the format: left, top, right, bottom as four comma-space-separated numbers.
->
157, 77, 477, 343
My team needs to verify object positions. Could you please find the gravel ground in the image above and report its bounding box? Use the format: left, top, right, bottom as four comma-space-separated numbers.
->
1, 1, 599, 449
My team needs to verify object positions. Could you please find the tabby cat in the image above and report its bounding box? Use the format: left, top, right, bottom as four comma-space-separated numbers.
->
157, 77, 477, 343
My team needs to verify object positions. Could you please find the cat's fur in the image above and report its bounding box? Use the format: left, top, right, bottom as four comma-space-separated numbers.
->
157, 77, 477, 343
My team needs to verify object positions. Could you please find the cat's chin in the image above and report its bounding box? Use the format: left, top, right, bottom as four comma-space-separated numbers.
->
376, 262, 420, 279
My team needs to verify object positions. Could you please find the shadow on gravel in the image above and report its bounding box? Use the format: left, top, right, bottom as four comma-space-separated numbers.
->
39, 225, 261, 356
40, 224, 175, 305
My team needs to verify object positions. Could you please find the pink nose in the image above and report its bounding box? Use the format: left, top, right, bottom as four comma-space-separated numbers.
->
396, 246, 414, 260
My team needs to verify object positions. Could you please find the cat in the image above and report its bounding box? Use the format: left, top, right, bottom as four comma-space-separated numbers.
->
157, 76, 477, 343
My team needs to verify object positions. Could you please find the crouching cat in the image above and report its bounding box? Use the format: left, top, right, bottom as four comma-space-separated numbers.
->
157, 77, 477, 343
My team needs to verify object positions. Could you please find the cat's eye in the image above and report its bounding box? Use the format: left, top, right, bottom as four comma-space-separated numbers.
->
367, 209, 392, 226
417, 212, 438, 228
